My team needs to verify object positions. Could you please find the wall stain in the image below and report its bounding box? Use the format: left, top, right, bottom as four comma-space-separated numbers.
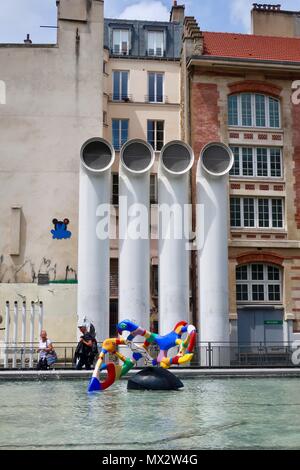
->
0, 254, 74, 284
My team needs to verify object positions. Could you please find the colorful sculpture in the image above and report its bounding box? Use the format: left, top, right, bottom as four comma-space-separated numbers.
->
88, 320, 196, 392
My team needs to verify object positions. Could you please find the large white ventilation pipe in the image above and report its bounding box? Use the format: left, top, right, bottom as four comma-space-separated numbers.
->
119, 139, 155, 331
197, 143, 233, 362
78, 138, 115, 341
158, 141, 194, 335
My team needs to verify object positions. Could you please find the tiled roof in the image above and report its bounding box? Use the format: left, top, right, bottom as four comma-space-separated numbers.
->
202, 31, 300, 63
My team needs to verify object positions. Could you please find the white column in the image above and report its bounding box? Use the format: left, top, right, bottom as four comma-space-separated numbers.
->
4, 301, 10, 368
158, 141, 194, 335
119, 139, 155, 331
197, 142, 233, 365
77, 138, 115, 341
21, 301, 26, 368
12, 301, 18, 368
29, 301, 35, 368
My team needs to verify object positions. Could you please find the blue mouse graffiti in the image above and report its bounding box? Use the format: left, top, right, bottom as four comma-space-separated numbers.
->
51, 218, 72, 240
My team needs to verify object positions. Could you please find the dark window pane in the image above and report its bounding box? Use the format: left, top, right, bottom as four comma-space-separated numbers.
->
157, 121, 164, 131
113, 72, 120, 100
252, 284, 265, 301
251, 264, 264, 281
269, 97, 280, 128
270, 148, 282, 177
237, 284, 248, 302
147, 120, 155, 148
236, 265, 248, 281
258, 199, 270, 228
150, 174, 157, 204
156, 74, 163, 102
121, 72, 128, 99
230, 147, 240, 176
241, 94, 252, 126
272, 199, 283, 228
255, 94, 266, 127
268, 266, 280, 281
148, 73, 155, 101
230, 198, 241, 227
243, 198, 255, 227
112, 119, 120, 149
268, 284, 281, 302
242, 148, 254, 176
257, 148, 268, 177
112, 174, 119, 205
228, 95, 238, 126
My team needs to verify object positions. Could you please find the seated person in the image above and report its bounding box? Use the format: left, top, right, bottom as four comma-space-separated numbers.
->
37, 330, 55, 370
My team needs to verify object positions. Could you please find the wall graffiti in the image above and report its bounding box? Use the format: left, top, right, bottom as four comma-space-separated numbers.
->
0, 254, 76, 284
51, 218, 72, 240
0, 256, 36, 283
65, 265, 77, 282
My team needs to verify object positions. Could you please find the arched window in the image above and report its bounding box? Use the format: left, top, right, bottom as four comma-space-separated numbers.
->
236, 263, 282, 304
228, 93, 281, 129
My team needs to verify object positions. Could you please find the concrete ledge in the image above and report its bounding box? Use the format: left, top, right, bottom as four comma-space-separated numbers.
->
1, 368, 300, 380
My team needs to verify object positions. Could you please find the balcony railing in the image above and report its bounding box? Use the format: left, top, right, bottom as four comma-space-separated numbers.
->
147, 48, 165, 58
145, 95, 169, 104
111, 44, 130, 56
109, 94, 133, 103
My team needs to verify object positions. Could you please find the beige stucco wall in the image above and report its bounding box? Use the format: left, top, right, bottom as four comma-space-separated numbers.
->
0, 284, 77, 344
0, 0, 104, 285
104, 56, 181, 266
104, 58, 181, 145
252, 9, 300, 38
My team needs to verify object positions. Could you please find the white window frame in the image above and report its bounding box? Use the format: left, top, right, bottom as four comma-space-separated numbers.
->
147, 120, 164, 151
230, 146, 283, 179
112, 70, 129, 101
112, 29, 130, 55
236, 264, 282, 304
148, 72, 164, 103
230, 197, 285, 230
112, 118, 129, 151
228, 93, 281, 129
147, 30, 165, 57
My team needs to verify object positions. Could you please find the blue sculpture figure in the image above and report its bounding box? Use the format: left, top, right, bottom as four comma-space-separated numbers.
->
88, 319, 197, 392
117, 319, 195, 367
51, 218, 72, 240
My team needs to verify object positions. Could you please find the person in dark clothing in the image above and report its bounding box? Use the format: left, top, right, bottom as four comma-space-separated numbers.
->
74, 323, 98, 370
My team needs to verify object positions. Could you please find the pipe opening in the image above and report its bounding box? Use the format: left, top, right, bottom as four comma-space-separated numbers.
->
121, 140, 154, 173
161, 141, 194, 175
201, 143, 233, 177
81, 138, 115, 173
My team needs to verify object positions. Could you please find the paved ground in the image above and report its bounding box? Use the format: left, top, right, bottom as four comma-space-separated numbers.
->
1, 368, 300, 380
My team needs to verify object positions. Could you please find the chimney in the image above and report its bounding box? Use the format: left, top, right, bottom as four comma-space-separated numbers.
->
170, 1, 185, 23
24, 34, 32, 44
251, 3, 299, 37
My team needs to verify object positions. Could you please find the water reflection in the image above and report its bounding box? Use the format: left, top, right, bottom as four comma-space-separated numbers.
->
0, 378, 300, 449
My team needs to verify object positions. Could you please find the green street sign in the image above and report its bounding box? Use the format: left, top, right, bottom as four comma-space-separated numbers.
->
264, 320, 283, 326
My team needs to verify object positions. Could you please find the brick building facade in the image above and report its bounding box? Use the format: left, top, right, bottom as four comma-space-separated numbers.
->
182, 7, 300, 343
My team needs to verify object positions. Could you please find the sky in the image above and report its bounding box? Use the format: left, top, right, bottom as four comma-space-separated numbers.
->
0, 0, 299, 44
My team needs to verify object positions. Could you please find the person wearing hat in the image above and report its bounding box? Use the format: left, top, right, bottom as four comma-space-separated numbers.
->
74, 321, 97, 370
